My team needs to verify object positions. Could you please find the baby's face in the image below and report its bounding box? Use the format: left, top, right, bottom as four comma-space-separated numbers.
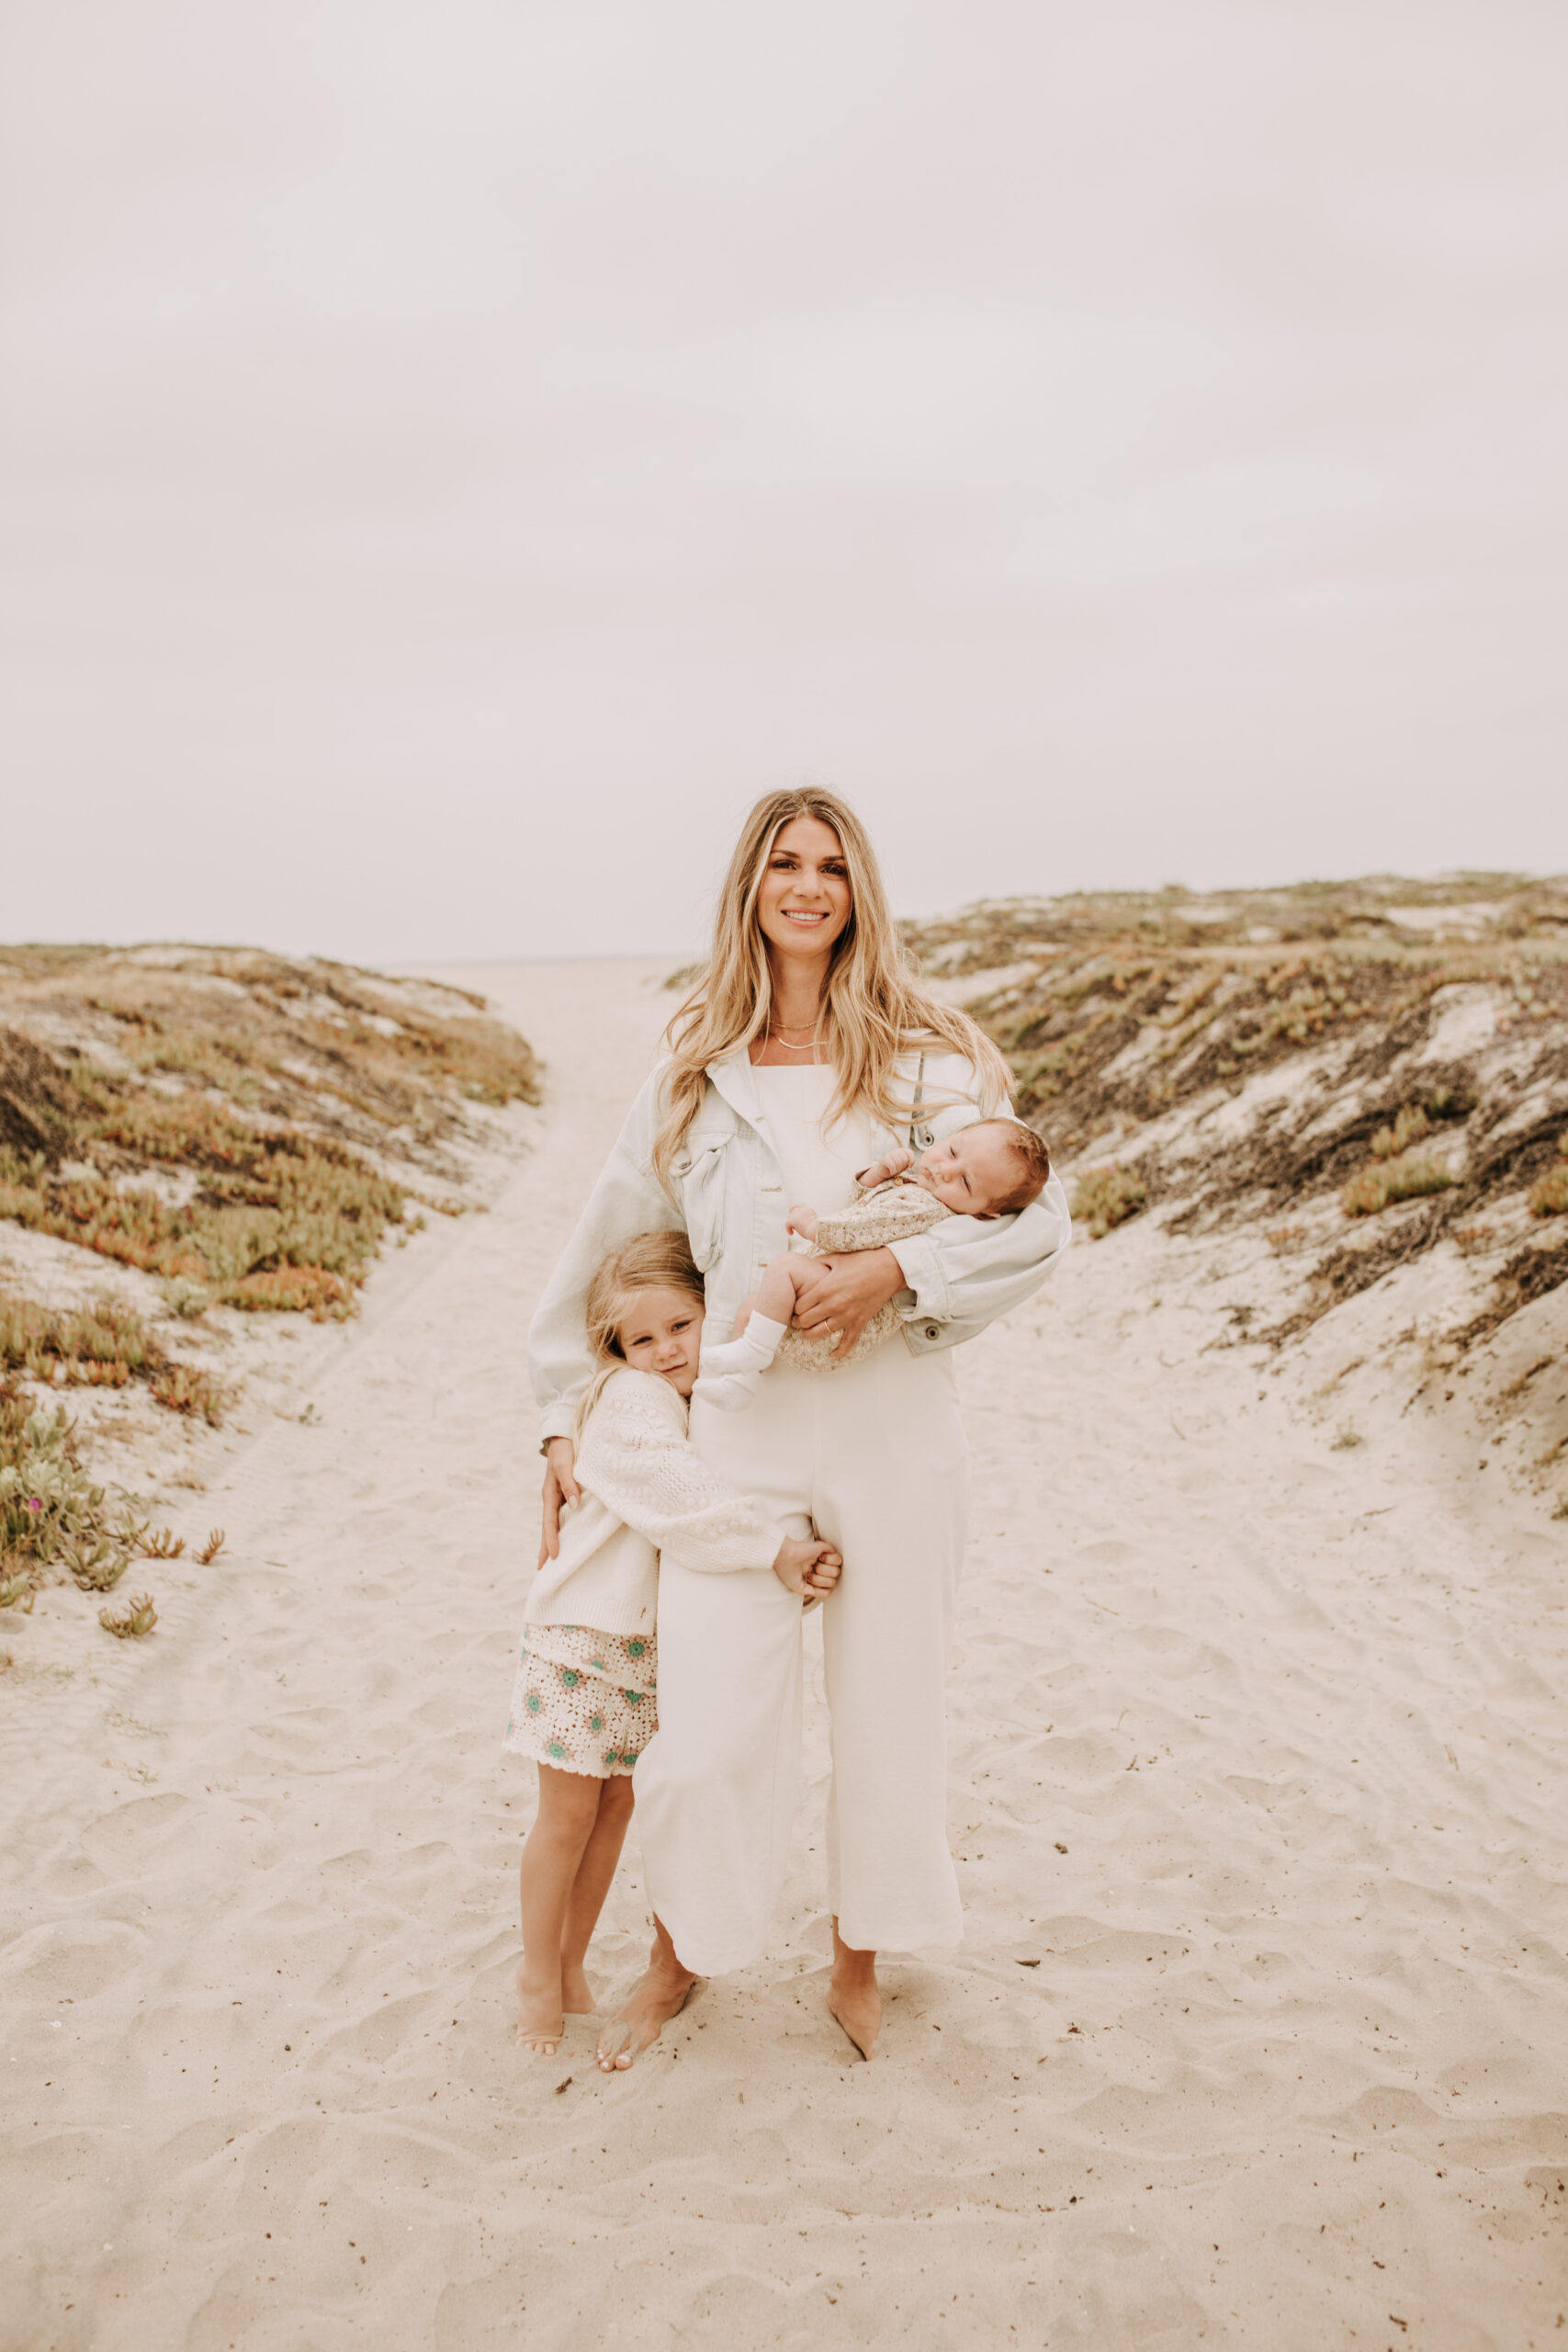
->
617, 1285, 705, 1396
912, 1125, 1017, 1218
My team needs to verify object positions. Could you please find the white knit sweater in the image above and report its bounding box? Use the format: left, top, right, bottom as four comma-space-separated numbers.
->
524, 1367, 786, 1638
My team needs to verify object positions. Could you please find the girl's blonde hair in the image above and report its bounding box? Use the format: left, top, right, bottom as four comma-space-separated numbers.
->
654, 787, 1010, 1184
572, 1230, 705, 1441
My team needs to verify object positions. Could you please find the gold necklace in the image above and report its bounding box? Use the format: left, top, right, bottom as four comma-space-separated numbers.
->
763, 1019, 823, 1057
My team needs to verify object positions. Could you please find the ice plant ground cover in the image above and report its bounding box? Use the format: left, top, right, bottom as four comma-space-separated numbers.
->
904, 873, 1568, 1339
0, 944, 540, 1640
0, 944, 538, 1313
904, 873, 1568, 1502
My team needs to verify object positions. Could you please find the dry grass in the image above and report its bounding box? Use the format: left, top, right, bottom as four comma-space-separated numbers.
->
907, 871, 1568, 968
906, 874, 1568, 1348
0, 945, 537, 1322
195, 1528, 226, 1565
1071, 1163, 1147, 1239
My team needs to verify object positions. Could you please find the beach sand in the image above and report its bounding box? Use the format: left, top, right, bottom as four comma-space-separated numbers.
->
1, 958, 1563, 2350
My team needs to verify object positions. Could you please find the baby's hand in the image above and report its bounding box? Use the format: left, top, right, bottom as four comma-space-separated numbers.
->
786, 1204, 820, 1241
860, 1147, 913, 1187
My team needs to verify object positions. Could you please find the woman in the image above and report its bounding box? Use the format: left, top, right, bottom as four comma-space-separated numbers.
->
530, 788, 1071, 2064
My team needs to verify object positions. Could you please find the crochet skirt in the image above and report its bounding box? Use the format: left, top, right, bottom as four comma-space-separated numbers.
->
503, 1622, 658, 1779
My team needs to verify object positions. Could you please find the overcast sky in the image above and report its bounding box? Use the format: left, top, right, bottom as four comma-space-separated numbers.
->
2, 0, 1564, 963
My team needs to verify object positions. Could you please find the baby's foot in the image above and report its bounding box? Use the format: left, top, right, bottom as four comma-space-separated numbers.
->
560, 1958, 597, 2016
516, 1958, 565, 2055
596, 1953, 697, 2071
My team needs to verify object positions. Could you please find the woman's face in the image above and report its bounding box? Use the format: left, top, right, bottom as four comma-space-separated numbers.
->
616, 1285, 705, 1397
755, 816, 852, 969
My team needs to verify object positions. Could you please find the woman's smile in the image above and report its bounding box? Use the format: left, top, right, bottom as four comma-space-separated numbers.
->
756, 814, 852, 962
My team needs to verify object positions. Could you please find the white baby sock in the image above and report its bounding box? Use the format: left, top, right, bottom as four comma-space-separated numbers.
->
693, 1312, 788, 1412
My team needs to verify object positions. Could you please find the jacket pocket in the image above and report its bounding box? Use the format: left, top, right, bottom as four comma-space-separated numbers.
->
671, 1137, 729, 1272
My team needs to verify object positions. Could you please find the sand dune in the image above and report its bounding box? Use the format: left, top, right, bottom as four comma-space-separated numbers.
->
1, 959, 1563, 2350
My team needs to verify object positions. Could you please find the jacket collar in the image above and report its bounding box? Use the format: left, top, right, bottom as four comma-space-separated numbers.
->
706, 1046, 765, 1131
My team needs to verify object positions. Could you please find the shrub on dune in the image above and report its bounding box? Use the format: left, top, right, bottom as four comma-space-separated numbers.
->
1071, 1162, 1147, 1238
1529, 1136, 1568, 1217
1341, 1151, 1458, 1217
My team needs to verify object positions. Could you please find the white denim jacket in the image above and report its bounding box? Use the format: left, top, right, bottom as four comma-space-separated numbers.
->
528, 1046, 1071, 1442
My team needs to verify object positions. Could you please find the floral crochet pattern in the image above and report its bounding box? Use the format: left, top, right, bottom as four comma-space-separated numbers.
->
503, 1622, 658, 1778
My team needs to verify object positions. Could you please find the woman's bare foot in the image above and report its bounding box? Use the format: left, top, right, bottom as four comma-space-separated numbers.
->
559, 1957, 597, 2016
827, 1919, 881, 2061
597, 1921, 696, 2071
516, 1958, 565, 2056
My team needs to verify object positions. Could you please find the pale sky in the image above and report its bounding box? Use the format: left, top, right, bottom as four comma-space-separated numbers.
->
3, 0, 1564, 963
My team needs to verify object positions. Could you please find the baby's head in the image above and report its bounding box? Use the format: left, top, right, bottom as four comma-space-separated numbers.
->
584, 1230, 706, 1401
914, 1119, 1052, 1219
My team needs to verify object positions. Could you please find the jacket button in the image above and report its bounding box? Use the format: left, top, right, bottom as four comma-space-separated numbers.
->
924, 1323, 940, 1340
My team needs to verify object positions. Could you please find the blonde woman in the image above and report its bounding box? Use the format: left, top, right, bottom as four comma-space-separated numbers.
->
530, 788, 1071, 2066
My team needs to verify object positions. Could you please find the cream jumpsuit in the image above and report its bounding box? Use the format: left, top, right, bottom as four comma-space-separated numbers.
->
633, 1066, 970, 1972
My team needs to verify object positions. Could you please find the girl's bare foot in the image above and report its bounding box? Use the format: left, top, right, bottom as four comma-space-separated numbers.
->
596, 1921, 696, 2070
559, 1957, 597, 2016
516, 1958, 566, 2056
827, 1919, 881, 2061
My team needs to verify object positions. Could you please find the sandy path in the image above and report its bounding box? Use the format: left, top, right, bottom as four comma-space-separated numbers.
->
2, 961, 1563, 2351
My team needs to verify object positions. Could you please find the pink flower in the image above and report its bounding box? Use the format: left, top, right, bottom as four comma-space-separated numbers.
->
26, 1498, 42, 1513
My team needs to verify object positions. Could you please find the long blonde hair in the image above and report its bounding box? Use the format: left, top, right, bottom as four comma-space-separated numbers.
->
572, 1230, 705, 1442
654, 787, 1010, 1184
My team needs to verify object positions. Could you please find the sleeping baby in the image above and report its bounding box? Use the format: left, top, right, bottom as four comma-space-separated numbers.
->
694, 1118, 1053, 1410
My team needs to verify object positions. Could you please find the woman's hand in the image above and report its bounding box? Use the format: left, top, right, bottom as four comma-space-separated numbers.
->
538, 1438, 581, 1567
787, 1245, 904, 1360
772, 1536, 843, 1601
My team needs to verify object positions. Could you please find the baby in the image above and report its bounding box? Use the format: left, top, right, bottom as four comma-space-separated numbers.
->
695, 1118, 1053, 1409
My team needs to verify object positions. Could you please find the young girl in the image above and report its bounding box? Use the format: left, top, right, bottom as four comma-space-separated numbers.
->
505, 1230, 841, 2056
